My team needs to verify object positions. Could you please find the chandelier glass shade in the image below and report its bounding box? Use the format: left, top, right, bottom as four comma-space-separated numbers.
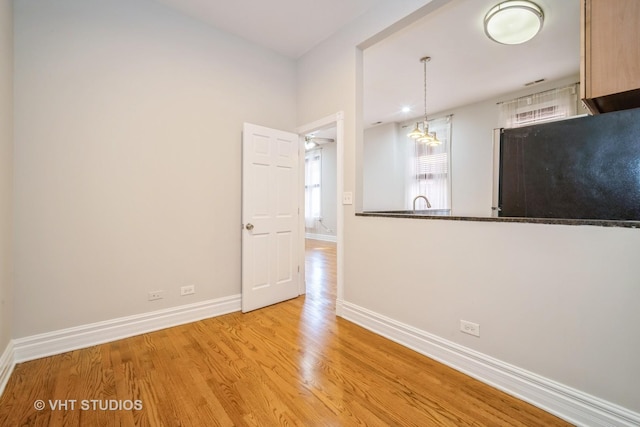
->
484, 1, 544, 45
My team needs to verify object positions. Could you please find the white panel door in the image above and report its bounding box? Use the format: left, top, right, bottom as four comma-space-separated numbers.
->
242, 123, 300, 312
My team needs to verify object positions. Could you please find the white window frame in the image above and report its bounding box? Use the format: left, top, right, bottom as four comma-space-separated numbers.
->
500, 83, 581, 129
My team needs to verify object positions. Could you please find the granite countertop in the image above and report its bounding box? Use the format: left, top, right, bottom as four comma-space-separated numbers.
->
357, 211, 640, 229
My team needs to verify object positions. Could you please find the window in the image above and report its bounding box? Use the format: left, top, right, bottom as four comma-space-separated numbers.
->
305, 150, 321, 228
499, 83, 580, 128
406, 116, 452, 210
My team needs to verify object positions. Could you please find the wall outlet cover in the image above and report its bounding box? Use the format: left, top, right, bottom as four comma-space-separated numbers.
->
148, 291, 164, 301
181, 285, 195, 296
460, 320, 480, 337
342, 192, 353, 205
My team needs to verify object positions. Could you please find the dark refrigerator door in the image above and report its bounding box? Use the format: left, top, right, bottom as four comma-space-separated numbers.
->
499, 108, 640, 220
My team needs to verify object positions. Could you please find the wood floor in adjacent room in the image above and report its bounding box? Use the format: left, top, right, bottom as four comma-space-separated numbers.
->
0, 239, 571, 426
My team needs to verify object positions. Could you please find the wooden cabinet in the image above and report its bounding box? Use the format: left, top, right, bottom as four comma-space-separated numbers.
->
580, 0, 640, 114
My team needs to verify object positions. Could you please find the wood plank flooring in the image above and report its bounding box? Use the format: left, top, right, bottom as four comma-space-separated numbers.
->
0, 239, 571, 426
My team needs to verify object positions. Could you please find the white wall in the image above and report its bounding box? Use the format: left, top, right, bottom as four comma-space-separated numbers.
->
13, 0, 297, 337
0, 0, 13, 353
297, 0, 640, 416
362, 122, 407, 210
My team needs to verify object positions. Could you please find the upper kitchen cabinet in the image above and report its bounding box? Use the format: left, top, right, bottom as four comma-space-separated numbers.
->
580, 0, 640, 114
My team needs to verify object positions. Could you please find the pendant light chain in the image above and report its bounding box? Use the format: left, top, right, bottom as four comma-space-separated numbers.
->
423, 57, 428, 123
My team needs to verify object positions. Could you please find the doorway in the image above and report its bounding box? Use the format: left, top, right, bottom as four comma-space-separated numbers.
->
297, 112, 344, 314
303, 126, 337, 243
303, 125, 338, 308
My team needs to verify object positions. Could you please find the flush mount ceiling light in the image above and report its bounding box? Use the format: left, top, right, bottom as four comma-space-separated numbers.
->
407, 56, 441, 146
484, 0, 544, 45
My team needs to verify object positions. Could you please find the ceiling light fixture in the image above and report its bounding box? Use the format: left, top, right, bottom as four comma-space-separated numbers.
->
304, 136, 318, 150
407, 56, 441, 146
304, 135, 335, 151
484, 0, 544, 45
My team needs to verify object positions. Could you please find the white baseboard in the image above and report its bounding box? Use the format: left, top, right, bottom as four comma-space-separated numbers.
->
0, 340, 15, 396
13, 294, 241, 364
305, 233, 337, 243
341, 301, 640, 427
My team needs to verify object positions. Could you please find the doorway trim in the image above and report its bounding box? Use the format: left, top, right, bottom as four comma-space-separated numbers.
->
297, 111, 345, 315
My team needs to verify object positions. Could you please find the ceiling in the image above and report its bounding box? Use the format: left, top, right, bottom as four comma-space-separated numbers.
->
151, 0, 580, 130
364, 0, 581, 127
153, 0, 389, 58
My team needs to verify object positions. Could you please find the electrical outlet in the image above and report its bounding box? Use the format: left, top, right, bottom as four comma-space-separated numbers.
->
181, 285, 195, 296
148, 291, 164, 301
342, 192, 353, 205
460, 320, 480, 337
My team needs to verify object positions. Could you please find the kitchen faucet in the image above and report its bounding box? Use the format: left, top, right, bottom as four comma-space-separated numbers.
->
413, 195, 431, 211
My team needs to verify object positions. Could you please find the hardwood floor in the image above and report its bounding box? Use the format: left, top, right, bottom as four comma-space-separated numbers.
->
0, 239, 571, 426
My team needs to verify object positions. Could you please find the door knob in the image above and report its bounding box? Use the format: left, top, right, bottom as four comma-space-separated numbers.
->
246, 223, 254, 230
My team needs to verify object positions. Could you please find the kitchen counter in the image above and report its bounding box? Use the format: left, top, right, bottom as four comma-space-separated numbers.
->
357, 211, 640, 228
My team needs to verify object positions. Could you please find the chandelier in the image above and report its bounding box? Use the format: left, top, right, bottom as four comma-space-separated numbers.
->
407, 56, 441, 146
